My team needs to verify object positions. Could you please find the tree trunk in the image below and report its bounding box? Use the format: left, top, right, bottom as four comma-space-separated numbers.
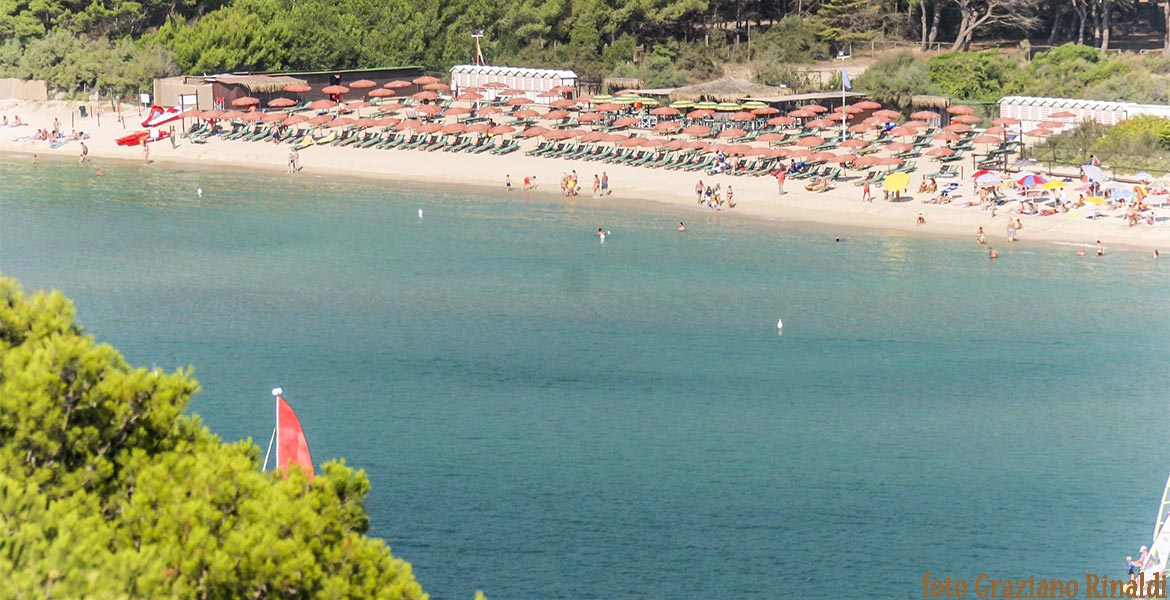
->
927, 1, 942, 47
1048, 4, 1064, 46
920, 0, 928, 50
1164, 0, 1170, 55
1099, 0, 1111, 51
1075, 0, 1086, 45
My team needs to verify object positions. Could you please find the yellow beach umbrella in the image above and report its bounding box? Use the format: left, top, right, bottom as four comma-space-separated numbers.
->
883, 171, 911, 192
1040, 180, 1067, 190
1083, 196, 1106, 205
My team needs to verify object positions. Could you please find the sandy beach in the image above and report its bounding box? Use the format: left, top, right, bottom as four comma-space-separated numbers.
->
3, 98, 1167, 251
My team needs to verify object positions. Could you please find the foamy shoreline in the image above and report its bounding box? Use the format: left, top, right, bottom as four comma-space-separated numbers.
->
3, 99, 1167, 252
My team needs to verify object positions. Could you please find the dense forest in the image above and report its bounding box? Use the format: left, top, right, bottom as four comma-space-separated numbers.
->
1, 1, 1168, 104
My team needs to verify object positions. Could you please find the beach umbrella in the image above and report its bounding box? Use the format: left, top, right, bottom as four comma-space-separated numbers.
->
550, 98, 576, 109
984, 126, 1006, 135
374, 117, 400, 127
992, 117, 1020, 126
595, 103, 622, 112
873, 109, 901, 120
933, 131, 960, 142
653, 121, 682, 133
239, 111, 264, 121
483, 82, 508, 89
456, 91, 481, 101
441, 122, 466, 135
588, 94, 613, 104
1081, 164, 1109, 182
368, 88, 396, 98
261, 113, 286, 123
796, 136, 824, 147
800, 104, 828, 113
413, 91, 440, 101
523, 126, 549, 138
330, 117, 357, 128
231, 96, 260, 107
856, 100, 881, 110
752, 106, 780, 115
1083, 196, 1107, 204
352, 118, 377, 128
669, 100, 694, 109
1017, 173, 1047, 187
688, 109, 715, 119
348, 100, 370, 110
283, 83, 312, 93
417, 122, 442, 134
975, 173, 1003, 187
384, 80, 411, 88
268, 97, 297, 108
767, 116, 796, 126
612, 116, 639, 127
851, 154, 876, 167
834, 105, 863, 115
683, 125, 712, 136
507, 97, 534, 106
465, 122, 490, 134
499, 88, 526, 97
946, 105, 975, 115
423, 82, 450, 91
1038, 120, 1064, 129
306, 114, 333, 125
1136, 172, 1154, 183
901, 120, 929, 129
1025, 128, 1053, 137
728, 111, 756, 122
926, 147, 955, 158
537, 90, 562, 98
883, 172, 911, 192
1040, 180, 1068, 190
618, 137, 646, 147
885, 142, 913, 153
310, 99, 336, 110
716, 102, 741, 111
886, 126, 917, 138
478, 106, 502, 115
788, 109, 815, 118
717, 128, 747, 139
742, 101, 767, 109
413, 75, 440, 85
651, 106, 681, 116
694, 101, 719, 110
578, 112, 603, 123
971, 135, 1001, 144
840, 138, 869, 149
349, 79, 377, 89
952, 115, 982, 124
283, 114, 308, 125
827, 154, 857, 164
943, 123, 971, 133
322, 85, 350, 95
911, 110, 939, 120
178, 109, 201, 119
221, 110, 245, 119
756, 132, 786, 142
805, 118, 836, 129
543, 110, 569, 120
808, 151, 837, 162
415, 104, 442, 115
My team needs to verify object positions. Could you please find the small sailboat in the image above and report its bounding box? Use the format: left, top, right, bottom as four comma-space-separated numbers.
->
262, 387, 315, 479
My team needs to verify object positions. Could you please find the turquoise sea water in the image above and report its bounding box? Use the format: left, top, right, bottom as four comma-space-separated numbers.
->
2, 159, 1169, 599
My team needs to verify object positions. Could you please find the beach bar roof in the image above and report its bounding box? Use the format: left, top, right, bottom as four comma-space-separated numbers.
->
213, 75, 307, 94
450, 65, 577, 105
999, 95, 1170, 130
670, 78, 785, 103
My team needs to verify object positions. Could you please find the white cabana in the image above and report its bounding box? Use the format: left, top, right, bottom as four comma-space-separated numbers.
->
999, 95, 1170, 130
450, 65, 576, 105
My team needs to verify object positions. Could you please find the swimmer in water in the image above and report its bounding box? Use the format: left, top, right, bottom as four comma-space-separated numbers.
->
988, 247, 998, 259
94, 167, 102, 176
678, 222, 686, 232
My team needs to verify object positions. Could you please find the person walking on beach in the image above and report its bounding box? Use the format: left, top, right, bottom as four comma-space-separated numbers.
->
288, 148, 299, 174
169, 125, 176, 149
593, 174, 601, 197
601, 172, 610, 196
142, 139, 150, 164
1006, 219, 1016, 242
726, 185, 735, 208
506, 174, 513, 192
695, 180, 704, 204
776, 170, 786, 195
79, 141, 88, 164
862, 180, 872, 202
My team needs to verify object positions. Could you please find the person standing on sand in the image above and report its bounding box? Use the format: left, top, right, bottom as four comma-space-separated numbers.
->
79, 141, 88, 164
776, 170, 786, 195
601, 172, 610, 196
862, 180, 872, 202
593, 174, 601, 197
169, 125, 176, 149
696, 180, 704, 204
142, 140, 150, 164
726, 185, 735, 208
506, 174, 513, 192
288, 148, 299, 174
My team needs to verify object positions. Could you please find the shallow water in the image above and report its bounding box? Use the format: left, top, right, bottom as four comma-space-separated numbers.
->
2, 159, 1169, 599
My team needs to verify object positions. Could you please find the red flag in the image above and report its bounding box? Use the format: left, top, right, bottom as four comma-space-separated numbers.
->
277, 396, 315, 479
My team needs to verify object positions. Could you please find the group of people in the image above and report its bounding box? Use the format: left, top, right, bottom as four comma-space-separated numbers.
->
1, 115, 24, 127
693, 180, 734, 210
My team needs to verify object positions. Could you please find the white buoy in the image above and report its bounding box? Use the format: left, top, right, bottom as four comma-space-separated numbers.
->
418, 209, 423, 219
272, 387, 282, 397
197, 187, 203, 197
776, 318, 783, 329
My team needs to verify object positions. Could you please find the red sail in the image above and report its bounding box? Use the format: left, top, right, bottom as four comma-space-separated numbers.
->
277, 396, 315, 479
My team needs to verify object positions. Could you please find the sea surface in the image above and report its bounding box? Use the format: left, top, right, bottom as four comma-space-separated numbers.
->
2, 158, 1169, 599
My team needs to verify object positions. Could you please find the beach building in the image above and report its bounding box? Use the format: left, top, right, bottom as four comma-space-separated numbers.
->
999, 95, 1170, 130
153, 66, 425, 110
449, 65, 577, 105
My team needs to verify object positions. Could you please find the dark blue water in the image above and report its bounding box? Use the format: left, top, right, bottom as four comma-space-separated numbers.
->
2, 159, 1169, 599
